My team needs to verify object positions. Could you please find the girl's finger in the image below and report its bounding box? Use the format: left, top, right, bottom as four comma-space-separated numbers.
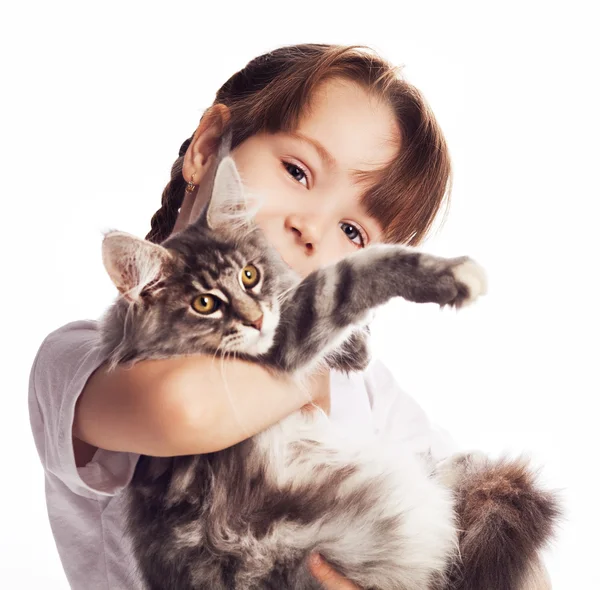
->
308, 553, 362, 590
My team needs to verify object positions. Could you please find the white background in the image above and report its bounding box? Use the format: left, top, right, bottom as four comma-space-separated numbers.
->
1, 1, 598, 587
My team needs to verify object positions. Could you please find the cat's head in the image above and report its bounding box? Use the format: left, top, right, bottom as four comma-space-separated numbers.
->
101, 157, 297, 365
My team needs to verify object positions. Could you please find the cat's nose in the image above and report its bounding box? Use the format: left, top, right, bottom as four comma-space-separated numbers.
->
245, 315, 263, 332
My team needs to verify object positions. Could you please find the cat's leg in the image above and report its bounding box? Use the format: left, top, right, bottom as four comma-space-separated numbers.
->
323, 327, 371, 374
277, 436, 458, 590
268, 244, 486, 372
246, 412, 457, 590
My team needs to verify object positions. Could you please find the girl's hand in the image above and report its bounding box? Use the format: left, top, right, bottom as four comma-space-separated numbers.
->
308, 554, 362, 589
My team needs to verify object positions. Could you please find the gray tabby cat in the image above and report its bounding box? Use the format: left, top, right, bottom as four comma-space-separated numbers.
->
100, 157, 559, 590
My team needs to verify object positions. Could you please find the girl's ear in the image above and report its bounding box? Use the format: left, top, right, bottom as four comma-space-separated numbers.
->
102, 231, 172, 302
182, 104, 231, 185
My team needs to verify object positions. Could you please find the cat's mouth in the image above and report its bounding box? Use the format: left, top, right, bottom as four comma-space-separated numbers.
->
240, 326, 276, 356
227, 305, 279, 356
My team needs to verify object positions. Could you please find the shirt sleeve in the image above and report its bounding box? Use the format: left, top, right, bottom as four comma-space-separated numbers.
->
28, 319, 139, 498
363, 358, 460, 462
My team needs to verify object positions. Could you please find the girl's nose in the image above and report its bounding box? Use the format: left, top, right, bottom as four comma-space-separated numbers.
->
285, 214, 319, 254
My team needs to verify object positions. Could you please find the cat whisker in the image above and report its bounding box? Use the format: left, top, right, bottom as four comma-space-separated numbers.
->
276, 284, 297, 304
210, 340, 226, 372
218, 342, 252, 441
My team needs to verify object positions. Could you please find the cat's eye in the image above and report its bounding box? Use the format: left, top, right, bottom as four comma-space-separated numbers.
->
191, 294, 221, 315
241, 265, 260, 289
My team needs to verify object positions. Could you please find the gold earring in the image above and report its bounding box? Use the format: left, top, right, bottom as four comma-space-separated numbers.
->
185, 173, 197, 193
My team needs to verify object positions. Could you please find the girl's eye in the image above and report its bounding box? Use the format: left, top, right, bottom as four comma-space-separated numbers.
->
241, 264, 260, 289
282, 161, 308, 187
191, 294, 221, 315
340, 222, 367, 248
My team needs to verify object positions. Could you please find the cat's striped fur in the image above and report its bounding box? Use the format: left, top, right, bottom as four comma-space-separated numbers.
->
99, 157, 560, 589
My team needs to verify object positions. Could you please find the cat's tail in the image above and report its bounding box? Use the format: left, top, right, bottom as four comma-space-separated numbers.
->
432, 452, 563, 590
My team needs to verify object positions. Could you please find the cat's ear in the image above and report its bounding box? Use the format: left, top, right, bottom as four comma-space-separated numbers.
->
102, 231, 172, 302
206, 156, 256, 232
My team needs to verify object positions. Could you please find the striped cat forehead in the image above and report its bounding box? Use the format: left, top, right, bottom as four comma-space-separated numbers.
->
188, 253, 259, 291
190, 247, 251, 270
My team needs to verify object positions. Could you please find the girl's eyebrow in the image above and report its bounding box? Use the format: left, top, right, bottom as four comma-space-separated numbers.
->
286, 131, 337, 169
286, 131, 386, 185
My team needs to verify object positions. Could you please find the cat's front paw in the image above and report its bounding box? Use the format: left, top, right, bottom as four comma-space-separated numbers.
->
445, 258, 487, 309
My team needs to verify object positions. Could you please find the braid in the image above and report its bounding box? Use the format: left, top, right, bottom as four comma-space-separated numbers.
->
145, 153, 186, 244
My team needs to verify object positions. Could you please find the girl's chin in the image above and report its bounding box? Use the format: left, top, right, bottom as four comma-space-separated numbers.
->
280, 256, 304, 277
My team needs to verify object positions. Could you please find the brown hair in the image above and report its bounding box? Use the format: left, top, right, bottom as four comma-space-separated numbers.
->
146, 44, 452, 246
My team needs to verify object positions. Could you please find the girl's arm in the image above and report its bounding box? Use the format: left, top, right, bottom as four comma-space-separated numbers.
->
74, 354, 314, 458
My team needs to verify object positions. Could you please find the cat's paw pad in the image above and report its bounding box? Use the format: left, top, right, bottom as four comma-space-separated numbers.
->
448, 259, 487, 308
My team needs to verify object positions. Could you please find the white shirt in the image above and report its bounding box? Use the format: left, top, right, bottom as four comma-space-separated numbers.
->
29, 320, 457, 589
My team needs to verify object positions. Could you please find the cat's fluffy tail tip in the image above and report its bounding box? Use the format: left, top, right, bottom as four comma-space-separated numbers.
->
450, 453, 564, 589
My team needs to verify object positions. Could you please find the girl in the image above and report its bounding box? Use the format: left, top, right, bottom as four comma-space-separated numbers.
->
28, 44, 550, 589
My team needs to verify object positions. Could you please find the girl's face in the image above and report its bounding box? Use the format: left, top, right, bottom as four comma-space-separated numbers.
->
182, 78, 401, 278
232, 78, 400, 278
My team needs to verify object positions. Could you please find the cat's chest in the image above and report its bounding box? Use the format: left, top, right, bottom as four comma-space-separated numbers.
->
252, 408, 377, 492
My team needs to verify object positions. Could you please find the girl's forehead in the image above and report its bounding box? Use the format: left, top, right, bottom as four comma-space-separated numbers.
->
296, 78, 401, 176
